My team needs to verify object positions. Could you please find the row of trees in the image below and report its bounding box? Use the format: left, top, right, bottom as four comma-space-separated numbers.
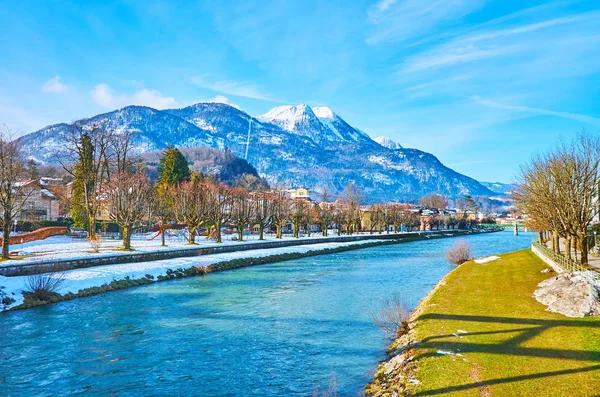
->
514, 131, 600, 265
0, 121, 485, 256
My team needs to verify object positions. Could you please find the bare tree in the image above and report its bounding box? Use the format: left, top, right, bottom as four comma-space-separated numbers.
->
514, 131, 600, 265
290, 199, 308, 238
0, 128, 29, 259
107, 172, 152, 250
251, 191, 272, 240
205, 183, 231, 243
172, 181, 205, 244
109, 129, 136, 174
269, 191, 290, 239
230, 187, 253, 241
315, 201, 334, 236
419, 193, 448, 209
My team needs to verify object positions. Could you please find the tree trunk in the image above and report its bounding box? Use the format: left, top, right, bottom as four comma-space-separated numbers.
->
123, 225, 133, 250
189, 227, 196, 244
580, 232, 588, 266
237, 224, 243, 241
88, 215, 96, 239
293, 222, 299, 238
565, 237, 572, 260
161, 227, 166, 246
2, 215, 11, 259
259, 224, 264, 240
276, 223, 282, 239
216, 222, 222, 243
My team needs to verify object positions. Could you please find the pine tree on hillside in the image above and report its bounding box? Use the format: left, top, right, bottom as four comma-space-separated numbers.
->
157, 146, 191, 186
27, 159, 40, 180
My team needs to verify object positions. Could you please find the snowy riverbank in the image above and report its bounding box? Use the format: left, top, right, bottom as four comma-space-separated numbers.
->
0, 238, 390, 312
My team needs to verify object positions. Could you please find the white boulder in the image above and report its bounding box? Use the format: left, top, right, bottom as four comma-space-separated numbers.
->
534, 271, 600, 318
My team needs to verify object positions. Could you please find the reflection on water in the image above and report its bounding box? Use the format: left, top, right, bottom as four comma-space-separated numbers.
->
0, 231, 535, 396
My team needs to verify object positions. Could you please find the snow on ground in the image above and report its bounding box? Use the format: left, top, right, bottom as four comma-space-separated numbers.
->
474, 256, 500, 264
0, 239, 386, 312
0, 231, 435, 267
1, 230, 423, 266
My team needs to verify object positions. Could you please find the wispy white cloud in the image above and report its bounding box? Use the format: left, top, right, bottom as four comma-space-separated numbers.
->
90, 83, 177, 109
189, 76, 275, 101
42, 76, 68, 93
367, 0, 487, 44
399, 12, 598, 74
471, 96, 600, 126
373, 0, 397, 12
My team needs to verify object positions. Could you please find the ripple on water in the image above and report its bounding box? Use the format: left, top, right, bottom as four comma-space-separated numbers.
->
0, 231, 535, 396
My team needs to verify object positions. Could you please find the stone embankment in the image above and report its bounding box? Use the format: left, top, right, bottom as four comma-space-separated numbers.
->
0, 230, 483, 277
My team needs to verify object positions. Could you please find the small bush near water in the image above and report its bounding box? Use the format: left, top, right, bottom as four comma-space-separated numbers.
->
446, 240, 474, 265
24, 273, 65, 303
372, 293, 411, 338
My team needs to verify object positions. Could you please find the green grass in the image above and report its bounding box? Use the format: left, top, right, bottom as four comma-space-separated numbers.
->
407, 249, 600, 396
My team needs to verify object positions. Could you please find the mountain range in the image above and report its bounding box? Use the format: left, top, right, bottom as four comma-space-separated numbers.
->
17, 102, 494, 202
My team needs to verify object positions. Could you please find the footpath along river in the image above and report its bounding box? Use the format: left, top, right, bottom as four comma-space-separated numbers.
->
0, 231, 535, 396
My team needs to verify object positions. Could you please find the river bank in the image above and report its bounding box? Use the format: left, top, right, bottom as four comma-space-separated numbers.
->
366, 249, 600, 396
0, 229, 477, 276
0, 230, 534, 396
1, 230, 491, 312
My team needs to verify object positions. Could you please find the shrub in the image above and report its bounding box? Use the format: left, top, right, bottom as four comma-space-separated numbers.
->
446, 240, 474, 265
371, 293, 411, 337
24, 273, 65, 302
196, 265, 210, 275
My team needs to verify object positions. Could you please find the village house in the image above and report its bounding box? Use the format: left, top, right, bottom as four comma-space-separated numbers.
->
283, 187, 310, 200
14, 180, 60, 221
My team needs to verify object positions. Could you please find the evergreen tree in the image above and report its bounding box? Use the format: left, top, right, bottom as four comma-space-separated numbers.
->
157, 146, 191, 186
27, 159, 39, 180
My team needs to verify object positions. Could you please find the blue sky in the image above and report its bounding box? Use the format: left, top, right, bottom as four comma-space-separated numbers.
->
1, 0, 599, 183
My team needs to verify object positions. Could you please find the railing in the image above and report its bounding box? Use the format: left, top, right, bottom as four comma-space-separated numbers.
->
532, 240, 591, 273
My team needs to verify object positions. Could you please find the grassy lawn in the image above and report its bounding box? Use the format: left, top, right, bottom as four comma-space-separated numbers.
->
409, 249, 600, 396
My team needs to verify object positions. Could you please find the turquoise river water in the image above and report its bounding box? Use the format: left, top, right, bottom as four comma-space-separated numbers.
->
0, 231, 535, 396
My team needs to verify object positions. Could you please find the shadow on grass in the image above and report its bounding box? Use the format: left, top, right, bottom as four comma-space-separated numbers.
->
412, 313, 600, 396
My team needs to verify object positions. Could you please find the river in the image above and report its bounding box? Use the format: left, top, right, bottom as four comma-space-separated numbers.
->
0, 231, 535, 396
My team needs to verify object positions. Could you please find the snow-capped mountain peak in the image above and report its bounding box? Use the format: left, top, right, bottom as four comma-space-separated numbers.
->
312, 106, 335, 119
260, 104, 329, 143
375, 136, 402, 150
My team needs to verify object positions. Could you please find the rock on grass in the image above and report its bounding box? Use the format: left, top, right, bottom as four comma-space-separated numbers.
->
534, 271, 600, 318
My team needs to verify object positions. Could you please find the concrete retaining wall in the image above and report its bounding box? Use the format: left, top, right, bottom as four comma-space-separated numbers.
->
531, 243, 567, 273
